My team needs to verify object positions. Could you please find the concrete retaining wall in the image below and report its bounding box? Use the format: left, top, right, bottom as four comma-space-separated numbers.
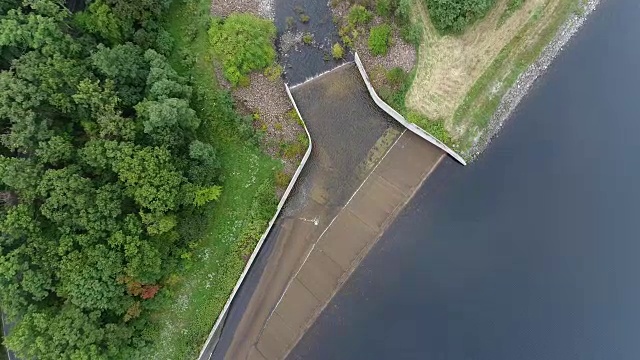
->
197, 85, 313, 359
353, 52, 467, 166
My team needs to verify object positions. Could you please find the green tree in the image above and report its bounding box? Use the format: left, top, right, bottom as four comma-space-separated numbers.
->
91, 43, 149, 107
5, 305, 123, 360
56, 245, 124, 311
0, 1, 222, 358
208, 14, 277, 85
35, 135, 74, 165
0, 157, 43, 202
112, 146, 184, 213
75, 0, 127, 44
426, 0, 497, 33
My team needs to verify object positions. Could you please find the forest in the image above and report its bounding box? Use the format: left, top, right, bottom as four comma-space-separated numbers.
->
0, 0, 239, 358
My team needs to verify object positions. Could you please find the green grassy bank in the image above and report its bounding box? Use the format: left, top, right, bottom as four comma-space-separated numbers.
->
452, 0, 588, 154
142, 0, 281, 358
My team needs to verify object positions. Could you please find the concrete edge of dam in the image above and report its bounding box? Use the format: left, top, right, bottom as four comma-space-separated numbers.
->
353, 52, 467, 166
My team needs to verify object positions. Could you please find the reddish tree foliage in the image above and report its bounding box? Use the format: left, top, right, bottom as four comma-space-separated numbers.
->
140, 284, 159, 299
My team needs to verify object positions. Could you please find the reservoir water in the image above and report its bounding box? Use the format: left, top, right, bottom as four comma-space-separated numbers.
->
290, 0, 640, 359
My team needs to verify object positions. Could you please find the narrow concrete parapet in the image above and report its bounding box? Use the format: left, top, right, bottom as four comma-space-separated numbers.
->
353, 52, 467, 166
197, 84, 313, 360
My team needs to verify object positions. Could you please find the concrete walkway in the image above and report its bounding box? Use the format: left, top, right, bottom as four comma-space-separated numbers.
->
208, 64, 445, 360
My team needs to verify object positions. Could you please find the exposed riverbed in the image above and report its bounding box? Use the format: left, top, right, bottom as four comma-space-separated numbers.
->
290, 0, 640, 358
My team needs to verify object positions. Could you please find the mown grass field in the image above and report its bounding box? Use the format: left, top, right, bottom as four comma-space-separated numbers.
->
142, 0, 281, 358
407, 0, 588, 158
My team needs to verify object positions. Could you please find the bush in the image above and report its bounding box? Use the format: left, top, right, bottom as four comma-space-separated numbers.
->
209, 14, 277, 85
275, 170, 291, 188
348, 5, 372, 26
395, 0, 412, 25
368, 24, 392, 56
400, 22, 423, 46
425, 0, 497, 33
376, 0, 393, 17
386, 67, 408, 86
302, 32, 313, 45
332, 42, 345, 59
406, 111, 453, 146
263, 64, 283, 81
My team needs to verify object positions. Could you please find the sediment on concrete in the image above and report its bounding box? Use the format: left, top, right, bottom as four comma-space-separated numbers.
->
353, 52, 467, 166
209, 64, 406, 360
197, 84, 313, 359
259, 131, 445, 360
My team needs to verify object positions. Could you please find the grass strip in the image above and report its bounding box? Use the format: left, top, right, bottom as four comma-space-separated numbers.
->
141, 0, 281, 358
452, 0, 584, 154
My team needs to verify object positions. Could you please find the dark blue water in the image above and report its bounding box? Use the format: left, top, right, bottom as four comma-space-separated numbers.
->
290, 1, 640, 359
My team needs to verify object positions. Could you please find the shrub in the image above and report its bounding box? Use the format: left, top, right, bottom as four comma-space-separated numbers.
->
332, 42, 345, 59
348, 5, 372, 26
395, 0, 412, 25
286, 16, 295, 29
368, 24, 392, 56
302, 32, 313, 45
299, 14, 310, 23
406, 111, 453, 146
263, 64, 283, 81
376, 0, 392, 17
275, 171, 291, 188
386, 67, 408, 86
498, 0, 525, 25
401, 22, 423, 46
425, 0, 497, 33
209, 14, 277, 85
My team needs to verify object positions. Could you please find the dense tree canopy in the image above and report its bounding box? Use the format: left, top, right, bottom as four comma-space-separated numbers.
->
0, 0, 222, 358
425, 0, 497, 33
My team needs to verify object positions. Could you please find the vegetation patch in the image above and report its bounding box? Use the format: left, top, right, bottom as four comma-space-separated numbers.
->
451, 0, 583, 153
332, 42, 345, 59
425, 0, 498, 33
348, 4, 373, 26
498, 0, 526, 26
209, 13, 277, 86
368, 24, 393, 55
0, 0, 282, 359
407, 112, 454, 147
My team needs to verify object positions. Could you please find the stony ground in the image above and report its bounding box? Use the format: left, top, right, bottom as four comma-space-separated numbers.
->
211, 0, 274, 19
330, 2, 416, 79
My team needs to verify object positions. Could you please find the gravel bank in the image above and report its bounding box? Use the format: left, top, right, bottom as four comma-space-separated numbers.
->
468, 0, 601, 159
211, 0, 274, 19
330, 2, 416, 75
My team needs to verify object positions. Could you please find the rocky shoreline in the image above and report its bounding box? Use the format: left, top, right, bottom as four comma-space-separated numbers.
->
468, 0, 601, 159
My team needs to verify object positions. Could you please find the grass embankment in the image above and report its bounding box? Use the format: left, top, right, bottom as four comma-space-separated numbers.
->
407, 0, 587, 158
451, 0, 585, 153
143, 0, 280, 358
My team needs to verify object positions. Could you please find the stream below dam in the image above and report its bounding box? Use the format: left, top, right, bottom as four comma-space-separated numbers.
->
289, 0, 640, 359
